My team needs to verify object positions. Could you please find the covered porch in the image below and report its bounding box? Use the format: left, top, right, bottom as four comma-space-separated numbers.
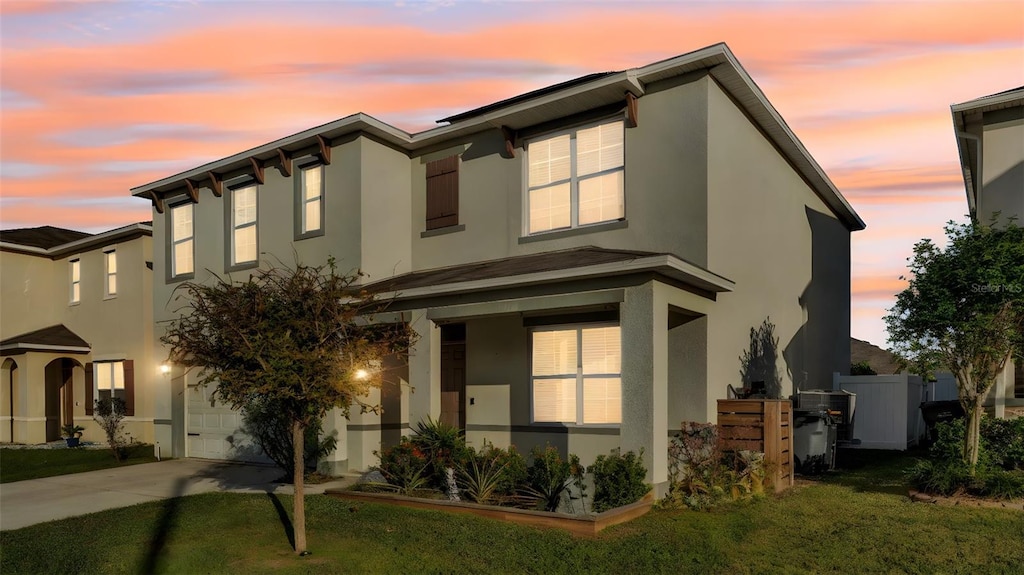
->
369, 247, 734, 490
0, 325, 91, 444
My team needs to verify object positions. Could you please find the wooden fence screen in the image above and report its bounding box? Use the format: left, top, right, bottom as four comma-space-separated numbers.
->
717, 399, 794, 492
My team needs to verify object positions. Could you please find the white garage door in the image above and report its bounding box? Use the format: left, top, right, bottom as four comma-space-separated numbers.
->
187, 384, 269, 463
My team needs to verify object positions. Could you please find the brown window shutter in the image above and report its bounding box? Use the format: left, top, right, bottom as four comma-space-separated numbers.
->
426, 155, 459, 230
85, 363, 94, 415
123, 360, 135, 416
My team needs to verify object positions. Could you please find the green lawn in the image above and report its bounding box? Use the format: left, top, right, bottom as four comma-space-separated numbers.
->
1, 451, 1022, 574
0, 445, 160, 483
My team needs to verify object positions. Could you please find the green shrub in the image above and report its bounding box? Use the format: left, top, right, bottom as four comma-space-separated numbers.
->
458, 442, 518, 504
663, 422, 768, 510
909, 458, 976, 496
977, 468, 1024, 499
410, 417, 472, 490
525, 445, 572, 512
589, 448, 650, 513
93, 397, 128, 461
850, 361, 877, 375
981, 418, 1024, 470
240, 396, 337, 479
374, 438, 430, 494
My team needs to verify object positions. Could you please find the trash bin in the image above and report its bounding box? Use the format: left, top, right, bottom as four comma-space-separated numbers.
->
792, 409, 837, 475
919, 400, 965, 444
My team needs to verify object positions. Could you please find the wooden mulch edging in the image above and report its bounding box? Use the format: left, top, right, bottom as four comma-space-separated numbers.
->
325, 489, 655, 536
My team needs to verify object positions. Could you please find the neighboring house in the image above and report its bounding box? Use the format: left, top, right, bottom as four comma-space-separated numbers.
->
132, 43, 864, 489
952, 87, 1024, 411
0, 224, 157, 445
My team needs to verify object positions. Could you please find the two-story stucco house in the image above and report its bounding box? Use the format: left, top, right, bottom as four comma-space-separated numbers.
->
952, 86, 1024, 409
133, 43, 864, 489
1, 223, 158, 446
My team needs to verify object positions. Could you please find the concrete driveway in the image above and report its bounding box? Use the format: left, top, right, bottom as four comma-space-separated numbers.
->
0, 458, 355, 531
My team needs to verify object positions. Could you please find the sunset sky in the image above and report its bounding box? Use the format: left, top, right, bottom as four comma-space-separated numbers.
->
1, 0, 1022, 348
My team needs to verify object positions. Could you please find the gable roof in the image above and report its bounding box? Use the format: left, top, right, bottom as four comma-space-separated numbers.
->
0, 324, 91, 355
131, 43, 864, 231
0, 222, 152, 260
0, 226, 91, 249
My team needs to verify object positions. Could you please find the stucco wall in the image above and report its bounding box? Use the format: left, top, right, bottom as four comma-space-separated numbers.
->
979, 109, 1024, 224
409, 73, 710, 271
706, 77, 851, 419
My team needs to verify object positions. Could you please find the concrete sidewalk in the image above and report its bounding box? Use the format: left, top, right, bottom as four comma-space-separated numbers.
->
0, 458, 356, 531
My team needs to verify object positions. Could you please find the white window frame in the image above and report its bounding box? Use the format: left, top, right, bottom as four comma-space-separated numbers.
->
169, 202, 194, 279
297, 162, 324, 238
69, 258, 81, 304
103, 248, 117, 299
524, 118, 625, 236
229, 184, 259, 268
94, 360, 125, 404
529, 323, 622, 427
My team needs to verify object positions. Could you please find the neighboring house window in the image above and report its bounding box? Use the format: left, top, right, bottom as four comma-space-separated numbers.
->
96, 361, 125, 403
104, 249, 117, 297
531, 325, 621, 425
69, 259, 81, 304
170, 203, 194, 278
426, 155, 459, 230
230, 184, 258, 266
296, 163, 324, 238
87, 360, 135, 416
526, 119, 624, 234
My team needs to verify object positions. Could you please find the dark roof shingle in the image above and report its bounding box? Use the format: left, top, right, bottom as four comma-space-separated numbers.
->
0, 324, 90, 351
0, 226, 91, 249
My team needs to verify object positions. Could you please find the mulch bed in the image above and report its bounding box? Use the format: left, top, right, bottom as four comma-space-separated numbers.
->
908, 489, 1024, 511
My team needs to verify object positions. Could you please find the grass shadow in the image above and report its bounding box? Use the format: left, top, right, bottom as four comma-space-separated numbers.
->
267, 492, 296, 549
139, 476, 190, 574
806, 449, 922, 496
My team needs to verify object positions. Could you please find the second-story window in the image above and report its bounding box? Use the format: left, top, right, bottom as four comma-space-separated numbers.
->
231, 184, 258, 266
170, 203, 194, 278
104, 249, 117, 297
69, 259, 81, 304
526, 119, 624, 235
296, 163, 324, 238
426, 155, 460, 230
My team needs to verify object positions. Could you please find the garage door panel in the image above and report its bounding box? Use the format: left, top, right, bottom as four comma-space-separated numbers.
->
187, 385, 269, 463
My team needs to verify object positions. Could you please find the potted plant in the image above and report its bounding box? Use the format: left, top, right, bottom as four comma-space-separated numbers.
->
61, 423, 85, 447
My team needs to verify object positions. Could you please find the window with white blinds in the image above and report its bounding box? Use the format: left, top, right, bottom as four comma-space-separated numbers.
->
231, 185, 258, 265
526, 119, 624, 234
170, 203, 194, 277
531, 325, 621, 425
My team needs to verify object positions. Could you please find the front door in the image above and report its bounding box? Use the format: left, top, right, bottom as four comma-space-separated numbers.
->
440, 324, 466, 430
61, 361, 74, 429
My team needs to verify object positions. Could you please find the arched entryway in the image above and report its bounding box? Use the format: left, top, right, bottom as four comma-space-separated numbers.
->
1, 358, 17, 443
44, 358, 82, 442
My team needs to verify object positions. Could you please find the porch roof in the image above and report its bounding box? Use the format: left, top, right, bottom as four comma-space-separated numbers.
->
0, 325, 91, 355
364, 246, 735, 300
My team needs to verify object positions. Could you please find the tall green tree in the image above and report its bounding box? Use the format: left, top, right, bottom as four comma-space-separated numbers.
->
162, 260, 415, 554
885, 220, 1024, 471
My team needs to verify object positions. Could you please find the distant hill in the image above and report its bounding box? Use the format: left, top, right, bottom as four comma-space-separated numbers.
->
850, 338, 902, 375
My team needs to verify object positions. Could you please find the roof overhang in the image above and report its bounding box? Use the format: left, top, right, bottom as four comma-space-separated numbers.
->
950, 87, 1024, 217
131, 43, 864, 231
372, 253, 735, 302
0, 343, 91, 356
0, 222, 152, 260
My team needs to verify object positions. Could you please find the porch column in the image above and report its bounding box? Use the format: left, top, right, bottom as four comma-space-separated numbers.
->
620, 281, 669, 488
319, 407, 348, 475
408, 309, 441, 429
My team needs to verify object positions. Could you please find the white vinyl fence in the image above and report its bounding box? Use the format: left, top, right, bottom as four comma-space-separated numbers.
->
832, 374, 928, 450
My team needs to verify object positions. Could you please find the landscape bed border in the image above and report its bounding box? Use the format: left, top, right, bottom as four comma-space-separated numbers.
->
325, 489, 655, 536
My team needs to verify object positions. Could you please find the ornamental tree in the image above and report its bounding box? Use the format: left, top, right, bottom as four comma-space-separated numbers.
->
161, 259, 415, 554
885, 220, 1024, 472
